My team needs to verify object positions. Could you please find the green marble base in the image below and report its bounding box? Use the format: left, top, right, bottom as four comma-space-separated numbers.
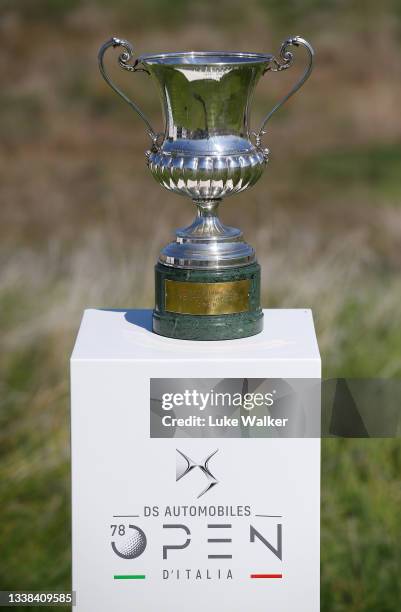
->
153, 262, 263, 341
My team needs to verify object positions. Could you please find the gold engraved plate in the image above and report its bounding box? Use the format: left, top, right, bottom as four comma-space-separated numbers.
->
165, 279, 250, 315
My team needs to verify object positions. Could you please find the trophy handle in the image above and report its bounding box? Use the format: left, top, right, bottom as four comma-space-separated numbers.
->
98, 37, 162, 152
253, 36, 314, 156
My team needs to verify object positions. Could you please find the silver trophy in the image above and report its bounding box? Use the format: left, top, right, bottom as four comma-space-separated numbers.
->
98, 36, 314, 340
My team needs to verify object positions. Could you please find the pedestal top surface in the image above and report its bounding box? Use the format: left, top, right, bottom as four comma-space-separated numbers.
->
71, 309, 320, 362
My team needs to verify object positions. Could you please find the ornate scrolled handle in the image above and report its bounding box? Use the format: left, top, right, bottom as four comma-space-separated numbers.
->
98, 37, 162, 152
253, 36, 314, 159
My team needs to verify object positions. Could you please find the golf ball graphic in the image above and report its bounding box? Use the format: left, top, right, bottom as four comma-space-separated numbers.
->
112, 525, 147, 559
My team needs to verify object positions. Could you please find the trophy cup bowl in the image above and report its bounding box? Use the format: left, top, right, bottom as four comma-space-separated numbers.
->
98, 36, 314, 340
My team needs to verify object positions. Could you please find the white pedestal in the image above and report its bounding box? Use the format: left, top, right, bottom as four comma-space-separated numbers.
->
71, 309, 321, 612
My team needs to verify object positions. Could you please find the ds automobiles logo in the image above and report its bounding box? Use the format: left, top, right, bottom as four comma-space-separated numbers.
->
176, 449, 219, 498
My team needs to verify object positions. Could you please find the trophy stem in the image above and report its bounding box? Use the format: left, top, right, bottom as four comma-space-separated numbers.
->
196, 198, 220, 213
178, 199, 240, 240
159, 197, 254, 269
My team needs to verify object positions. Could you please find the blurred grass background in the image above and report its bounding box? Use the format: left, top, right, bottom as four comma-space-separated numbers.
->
0, 1, 400, 610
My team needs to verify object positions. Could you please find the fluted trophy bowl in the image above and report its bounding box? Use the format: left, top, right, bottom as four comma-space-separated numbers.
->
143, 51, 270, 201
98, 36, 314, 339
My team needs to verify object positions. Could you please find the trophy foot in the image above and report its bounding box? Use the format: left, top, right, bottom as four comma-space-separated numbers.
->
153, 262, 263, 341
159, 199, 256, 269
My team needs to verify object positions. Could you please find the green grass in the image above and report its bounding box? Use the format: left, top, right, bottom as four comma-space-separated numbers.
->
304, 144, 401, 200
321, 439, 401, 612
